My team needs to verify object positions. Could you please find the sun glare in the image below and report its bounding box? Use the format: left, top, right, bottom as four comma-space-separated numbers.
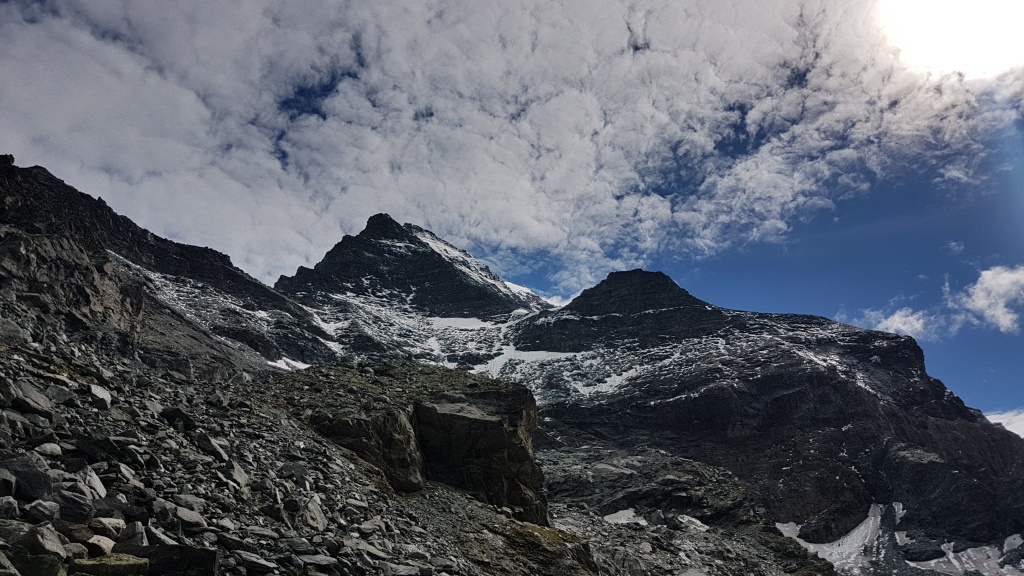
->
877, 0, 1024, 78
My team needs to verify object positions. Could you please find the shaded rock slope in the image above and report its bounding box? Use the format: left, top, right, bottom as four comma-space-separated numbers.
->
3, 155, 1024, 575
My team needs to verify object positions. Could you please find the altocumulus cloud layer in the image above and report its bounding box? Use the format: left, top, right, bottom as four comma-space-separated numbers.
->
1, 0, 1022, 293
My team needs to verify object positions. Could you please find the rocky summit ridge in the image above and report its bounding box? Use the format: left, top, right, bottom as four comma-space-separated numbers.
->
1, 155, 1024, 576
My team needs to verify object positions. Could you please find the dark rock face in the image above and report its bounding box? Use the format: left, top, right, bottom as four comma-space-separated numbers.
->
275, 213, 547, 319
521, 272, 1024, 545
294, 364, 550, 525
513, 269, 730, 352
415, 387, 547, 525
0, 161, 336, 367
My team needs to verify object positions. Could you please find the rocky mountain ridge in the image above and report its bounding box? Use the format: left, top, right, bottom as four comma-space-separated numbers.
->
2, 155, 1024, 575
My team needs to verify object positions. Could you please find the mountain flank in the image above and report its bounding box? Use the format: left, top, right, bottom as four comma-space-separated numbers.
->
2, 155, 1023, 575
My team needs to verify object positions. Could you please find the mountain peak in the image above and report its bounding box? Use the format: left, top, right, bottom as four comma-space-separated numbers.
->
564, 269, 707, 316
275, 215, 547, 317
360, 212, 408, 239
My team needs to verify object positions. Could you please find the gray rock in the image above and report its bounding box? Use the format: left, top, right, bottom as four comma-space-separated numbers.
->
44, 489, 95, 523
226, 461, 249, 488
117, 521, 147, 546
89, 384, 113, 410
195, 432, 229, 462
0, 470, 16, 498
9, 552, 66, 576
0, 454, 52, 500
233, 550, 277, 573
0, 496, 19, 519
0, 552, 17, 576
0, 319, 27, 345
85, 534, 116, 556
159, 407, 197, 431
64, 542, 89, 560
298, 553, 338, 568
175, 506, 208, 532
217, 532, 254, 552
171, 493, 208, 513
281, 537, 315, 554
88, 517, 126, 539
112, 544, 220, 576
24, 499, 60, 523
144, 526, 178, 546
382, 563, 422, 576
296, 495, 328, 533
10, 380, 54, 417
43, 384, 76, 406
72, 463, 107, 499
17, 522, 68, 560
33, 443, 62, 458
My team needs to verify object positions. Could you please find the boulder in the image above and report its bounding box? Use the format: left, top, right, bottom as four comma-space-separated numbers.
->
0, 454, 53, 500
112, 544, 219, 576
45, 490, 95, 523
415, 390, 549, 525
10, 380, 54, 417
194, 433, 229, 463
232, 550, 277, 573
311, 408, 424, 492
85, 534, 116, 556
17, 522, 68, 560
88, 384, 113, 410
9, 552, 66, 576
24, 499, 61, 522
70, 553, 148, 575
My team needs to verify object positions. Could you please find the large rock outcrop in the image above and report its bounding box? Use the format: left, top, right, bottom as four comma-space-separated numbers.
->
286, 364, 550, 525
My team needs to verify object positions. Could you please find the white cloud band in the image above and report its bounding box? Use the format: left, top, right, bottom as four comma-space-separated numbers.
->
1, 1, 1020, 293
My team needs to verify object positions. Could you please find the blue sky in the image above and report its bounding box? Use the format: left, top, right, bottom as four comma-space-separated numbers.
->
0, 0, 1021, 420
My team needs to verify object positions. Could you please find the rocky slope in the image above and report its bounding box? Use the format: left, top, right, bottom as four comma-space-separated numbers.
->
275, 213, 548, 319
3, 154, 1024, 575
0, 156, 827, 575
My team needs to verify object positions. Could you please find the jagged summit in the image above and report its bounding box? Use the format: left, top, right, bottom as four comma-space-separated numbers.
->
275, 213, 548, 318
563, 269, 708, 316
360, 211, 408, 238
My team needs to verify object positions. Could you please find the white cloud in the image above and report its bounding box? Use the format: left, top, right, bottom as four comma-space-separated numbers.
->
948, 265, 1024, 334
0, 0, 1017, 294
986, 409, 1024, 438
863, 307, 939, 340
841, 265, 1024, 339
945, 241, 965, 255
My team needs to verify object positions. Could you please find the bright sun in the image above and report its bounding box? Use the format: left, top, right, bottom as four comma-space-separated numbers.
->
877, 0, 1024, 78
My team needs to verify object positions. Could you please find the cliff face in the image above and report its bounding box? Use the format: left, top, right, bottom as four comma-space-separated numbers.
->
292, 364, 549, 525
511, 271, 1024, 544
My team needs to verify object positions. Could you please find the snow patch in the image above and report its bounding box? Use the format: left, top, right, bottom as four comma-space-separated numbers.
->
1007, 535, 1023, 554
776, 504, 883, 573
503, 281, 536, 297
908, 541, 1024, 575
893, 501, 906, 524
429, 317, 497, 329
268, 358, 312, 371
603, 509, 648, 525
475, 346, 575, 379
